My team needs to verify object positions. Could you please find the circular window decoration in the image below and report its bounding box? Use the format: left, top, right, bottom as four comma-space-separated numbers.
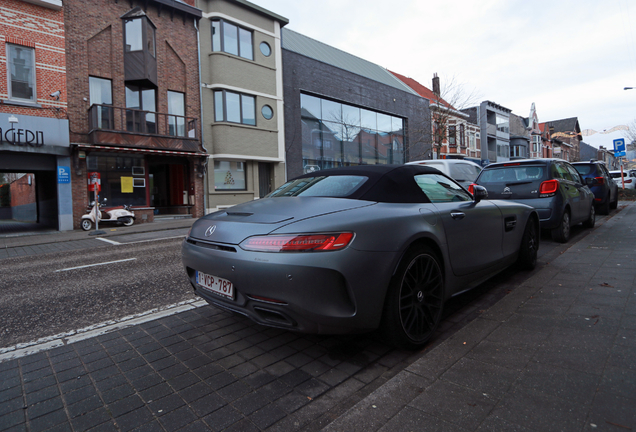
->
261, 105, 274, 120
260, 42, 271, 57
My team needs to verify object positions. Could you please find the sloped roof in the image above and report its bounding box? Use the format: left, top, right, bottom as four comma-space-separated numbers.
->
389, 71, 451, 108
545, 117, 581, 134
282, 29, 419, 96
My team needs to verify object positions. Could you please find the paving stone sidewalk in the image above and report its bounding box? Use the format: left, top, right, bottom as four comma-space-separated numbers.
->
325, 202, 636, 432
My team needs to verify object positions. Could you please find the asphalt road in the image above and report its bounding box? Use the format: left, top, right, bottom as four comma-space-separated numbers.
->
0, 235, 197, 347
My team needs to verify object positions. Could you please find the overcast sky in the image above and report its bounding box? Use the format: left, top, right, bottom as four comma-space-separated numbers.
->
253, 0, 636, 149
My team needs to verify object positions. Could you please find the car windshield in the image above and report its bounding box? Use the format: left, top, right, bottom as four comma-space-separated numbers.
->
574, 165, 593, 176
449, 163, 481, 182
268, 175, 368, 197
479, 166, 545, 183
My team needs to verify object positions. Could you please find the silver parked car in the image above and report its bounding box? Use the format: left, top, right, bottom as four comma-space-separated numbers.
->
182, 165, 539, 349
407, 158, 482, 188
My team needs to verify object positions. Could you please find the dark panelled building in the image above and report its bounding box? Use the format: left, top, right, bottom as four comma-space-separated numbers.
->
281, 29, 430, 179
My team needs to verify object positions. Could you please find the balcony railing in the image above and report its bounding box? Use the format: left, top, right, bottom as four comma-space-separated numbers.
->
88, 104, 198, 140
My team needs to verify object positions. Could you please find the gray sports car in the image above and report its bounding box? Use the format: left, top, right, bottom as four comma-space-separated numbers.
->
182, 165, 539, 348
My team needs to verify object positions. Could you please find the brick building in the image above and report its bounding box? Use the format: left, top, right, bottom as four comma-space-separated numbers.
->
64, 0, 206, 228
0, 0, 73, 230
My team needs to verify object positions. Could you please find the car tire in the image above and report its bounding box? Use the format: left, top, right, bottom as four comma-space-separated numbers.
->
610, 193, 618, 210
583, 203, 595, 229
551, 210, 571, 243
382, 245, 444, 350
121, 217, 134, 227
598, 194, 610, 215
517, 218, 538, 270
81, 219, 92, 231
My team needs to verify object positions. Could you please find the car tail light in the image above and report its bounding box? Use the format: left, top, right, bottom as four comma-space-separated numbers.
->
468, 183, 476, 194
240, 233, 354, 252
594, 176, 605, 185
625, 179, 633, 183
539, 179, 559, 197
504, 163, 520, 166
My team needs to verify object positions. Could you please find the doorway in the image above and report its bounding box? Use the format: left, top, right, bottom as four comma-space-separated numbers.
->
148, 158, 190, 214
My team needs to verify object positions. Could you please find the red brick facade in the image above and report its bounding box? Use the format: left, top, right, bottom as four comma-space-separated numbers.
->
9, 174, 36, 207
0, 0, 66, 118
64, 0, 205, 228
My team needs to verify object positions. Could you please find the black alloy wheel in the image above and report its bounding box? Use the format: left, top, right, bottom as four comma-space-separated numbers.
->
384, 246, 444, 349
518, 218, 538, 270
551, 210, 571, 243
599, 194, 610, 215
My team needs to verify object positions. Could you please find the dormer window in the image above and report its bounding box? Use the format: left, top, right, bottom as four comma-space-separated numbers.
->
122, 9, 157, 86
124, 17, 155, 57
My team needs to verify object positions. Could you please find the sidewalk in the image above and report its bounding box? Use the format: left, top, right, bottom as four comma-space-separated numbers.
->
325, 202, 636, 432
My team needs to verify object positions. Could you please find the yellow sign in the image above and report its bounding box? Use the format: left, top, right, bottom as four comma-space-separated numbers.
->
121, 176, 133, 193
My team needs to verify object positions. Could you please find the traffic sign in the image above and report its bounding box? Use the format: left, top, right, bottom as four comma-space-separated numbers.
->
615, 151, 626, 157
613, 138, 626, 152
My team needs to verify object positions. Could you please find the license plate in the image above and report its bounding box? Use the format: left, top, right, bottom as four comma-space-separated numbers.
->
196, 271, 234, 300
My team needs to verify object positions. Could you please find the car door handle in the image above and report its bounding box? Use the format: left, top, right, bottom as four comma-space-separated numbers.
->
450, 212, 465, 220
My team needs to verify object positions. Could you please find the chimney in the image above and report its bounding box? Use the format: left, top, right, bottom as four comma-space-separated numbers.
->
432, 73, 440, 95
182, 0, 196, 6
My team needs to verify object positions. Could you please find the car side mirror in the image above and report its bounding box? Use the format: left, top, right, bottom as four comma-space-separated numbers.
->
472, 185, 488, 203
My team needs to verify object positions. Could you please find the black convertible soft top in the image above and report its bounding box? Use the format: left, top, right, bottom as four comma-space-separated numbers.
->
294, 164, 446, 203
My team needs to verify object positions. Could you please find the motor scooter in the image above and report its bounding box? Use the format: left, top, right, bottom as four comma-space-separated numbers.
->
81, 198, 135, 231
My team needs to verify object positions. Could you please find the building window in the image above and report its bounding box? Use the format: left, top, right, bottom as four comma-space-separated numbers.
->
459, 124, 465, 147
124, 16, 156, 57
261, 105, 273, 120
300, 93, 405, 171
211, 19, 253, 60
214, 90, 256, 125
214, 160, 246, 190
7, 44, 36, 102
85, 153, 147, 206
167, 91, 186, 137
126, 85, 156, 133
89, 77, 113, 130
468, 132, 476, 151
448, 126, 456, 146
260, 42, 271, 57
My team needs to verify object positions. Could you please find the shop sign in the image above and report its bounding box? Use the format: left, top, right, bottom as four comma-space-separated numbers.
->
0, 114, 70, 149
0, 126, 45, 147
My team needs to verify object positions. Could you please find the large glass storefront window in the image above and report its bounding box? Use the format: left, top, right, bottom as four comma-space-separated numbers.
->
86, 154, 147, 206
300, 94, 405, 173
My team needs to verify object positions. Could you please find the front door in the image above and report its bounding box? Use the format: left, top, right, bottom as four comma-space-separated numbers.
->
258, 163, 272, 198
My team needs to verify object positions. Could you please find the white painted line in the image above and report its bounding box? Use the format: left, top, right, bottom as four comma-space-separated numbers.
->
125, 235, 185, 245
55, 258, 137, 272
0, 299, 208, 362
96, 237, 121, 245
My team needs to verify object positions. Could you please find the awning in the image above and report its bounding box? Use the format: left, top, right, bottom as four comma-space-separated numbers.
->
73, 144, 208, 157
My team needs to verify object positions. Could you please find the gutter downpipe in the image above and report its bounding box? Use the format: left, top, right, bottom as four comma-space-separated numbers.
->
194, 17, 209, 214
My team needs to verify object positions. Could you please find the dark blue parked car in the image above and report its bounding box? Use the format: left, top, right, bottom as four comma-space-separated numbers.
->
572, 161, 618, 215
473, 158, 595, 243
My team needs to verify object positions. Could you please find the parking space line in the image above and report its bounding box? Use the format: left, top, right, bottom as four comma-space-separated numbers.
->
55, 258, 136, 272
0, 299, 207, 362
96, 237, 121, 245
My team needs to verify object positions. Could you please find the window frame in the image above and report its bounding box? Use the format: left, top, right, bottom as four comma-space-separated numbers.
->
211, 18, 254, 60
6, 43, 37, 103
124, 17, 156, 57
213, 89, 256, 126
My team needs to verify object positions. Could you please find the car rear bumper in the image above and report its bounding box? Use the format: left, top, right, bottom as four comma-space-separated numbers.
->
181, 237, 397, 334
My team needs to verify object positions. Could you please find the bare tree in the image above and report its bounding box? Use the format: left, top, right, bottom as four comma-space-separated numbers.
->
407, 74, 480, 160
623, 119, 636, 146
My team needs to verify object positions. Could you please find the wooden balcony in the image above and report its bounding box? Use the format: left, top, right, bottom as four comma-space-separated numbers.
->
88, 104, 200, 152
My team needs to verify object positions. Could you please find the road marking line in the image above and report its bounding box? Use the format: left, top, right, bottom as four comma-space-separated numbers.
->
55, 258, 136, 272
96, 237, 121, 245
0, 299, 207, 362
125, 235, 185, 245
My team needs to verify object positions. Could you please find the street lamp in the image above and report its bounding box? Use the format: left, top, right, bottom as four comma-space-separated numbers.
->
624, 87, 635, 90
